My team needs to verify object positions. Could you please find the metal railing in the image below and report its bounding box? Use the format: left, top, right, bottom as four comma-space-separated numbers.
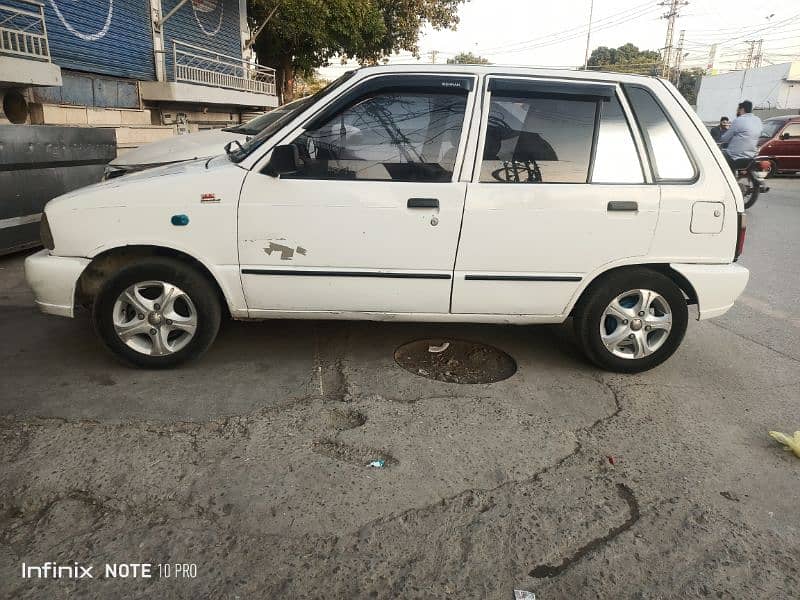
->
173, 40, 276, 96
0, 0, 50, 61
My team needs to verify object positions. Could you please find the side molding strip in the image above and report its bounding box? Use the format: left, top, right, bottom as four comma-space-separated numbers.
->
242, 269, 451, 280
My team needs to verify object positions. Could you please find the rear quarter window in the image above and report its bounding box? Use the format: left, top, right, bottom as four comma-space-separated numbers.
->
624, 85, 696, 182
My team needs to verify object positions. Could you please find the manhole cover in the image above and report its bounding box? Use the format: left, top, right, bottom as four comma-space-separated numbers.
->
394, 339, 517, 384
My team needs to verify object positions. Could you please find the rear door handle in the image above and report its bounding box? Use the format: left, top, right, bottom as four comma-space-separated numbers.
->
607, 201, 638, 212
408, 198, 439, 209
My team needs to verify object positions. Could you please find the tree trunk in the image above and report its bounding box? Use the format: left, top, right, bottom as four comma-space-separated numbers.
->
279, 55, 295, 104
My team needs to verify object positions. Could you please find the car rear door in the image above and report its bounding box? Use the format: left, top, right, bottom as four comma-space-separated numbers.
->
451, 76, 660, 316
237, 74, 477, 315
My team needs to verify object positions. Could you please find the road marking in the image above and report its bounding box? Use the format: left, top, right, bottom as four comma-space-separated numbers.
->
0, 213, 41, 229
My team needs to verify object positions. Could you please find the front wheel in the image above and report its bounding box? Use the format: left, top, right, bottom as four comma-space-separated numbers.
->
93, 257, 221, 368
574, 269, 688, 373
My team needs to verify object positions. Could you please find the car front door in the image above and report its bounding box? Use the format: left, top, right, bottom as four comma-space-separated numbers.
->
774, 122, 800, 171
452, 77, 661, 316
237, 74, 476, 315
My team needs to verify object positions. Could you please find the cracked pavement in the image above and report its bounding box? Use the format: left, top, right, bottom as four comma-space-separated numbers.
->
1, 179, 799, 599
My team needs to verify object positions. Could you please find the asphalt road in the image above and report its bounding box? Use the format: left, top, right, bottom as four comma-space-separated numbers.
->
1, 179, 798, 599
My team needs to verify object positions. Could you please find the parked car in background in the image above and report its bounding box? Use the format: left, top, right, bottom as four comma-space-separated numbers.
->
103, 99, 305, 179
758, 116, 800, 176
26, 65, 749, 373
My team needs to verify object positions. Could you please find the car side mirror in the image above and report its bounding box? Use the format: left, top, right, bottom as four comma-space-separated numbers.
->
265, 144, 300, 177
780, 132, 791, 140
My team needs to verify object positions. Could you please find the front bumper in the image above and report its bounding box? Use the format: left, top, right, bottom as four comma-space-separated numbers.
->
670, 263, 749, 320
24, 249, 90, 318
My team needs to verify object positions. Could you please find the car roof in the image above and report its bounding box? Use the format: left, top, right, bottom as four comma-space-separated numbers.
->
765, 115, 798, 123
353, 63, 660, 85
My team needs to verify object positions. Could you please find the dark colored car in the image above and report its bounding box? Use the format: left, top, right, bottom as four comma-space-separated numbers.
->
758, 116, 800, 176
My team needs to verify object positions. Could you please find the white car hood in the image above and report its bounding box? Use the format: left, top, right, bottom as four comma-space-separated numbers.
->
110, 129, 246, 167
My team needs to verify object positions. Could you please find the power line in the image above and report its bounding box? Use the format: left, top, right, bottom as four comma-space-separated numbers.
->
475, 1, 658, 55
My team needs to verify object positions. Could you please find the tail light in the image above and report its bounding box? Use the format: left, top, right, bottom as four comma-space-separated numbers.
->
752, 160, 772, 180
734, 212, 746, 261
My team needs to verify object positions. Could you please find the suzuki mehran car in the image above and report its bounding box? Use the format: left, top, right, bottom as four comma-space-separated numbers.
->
758, 115, 800, 176
25, 65, 750, 373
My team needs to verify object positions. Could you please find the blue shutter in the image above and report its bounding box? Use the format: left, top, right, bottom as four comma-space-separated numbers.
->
43, 0, 155, 80
162, 0, 242, 81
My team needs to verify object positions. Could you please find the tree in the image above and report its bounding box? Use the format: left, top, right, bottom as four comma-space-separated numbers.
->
447, 51, 490, 64
676, 67, 704, 106
586, 43, 661, 75
248, 0, 465, 101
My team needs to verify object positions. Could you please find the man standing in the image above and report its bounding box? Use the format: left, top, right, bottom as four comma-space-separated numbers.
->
720, 101, 763, 170
710, 116, 730, 142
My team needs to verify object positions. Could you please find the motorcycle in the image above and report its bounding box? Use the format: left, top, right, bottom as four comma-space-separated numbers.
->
736, 158, 771, 209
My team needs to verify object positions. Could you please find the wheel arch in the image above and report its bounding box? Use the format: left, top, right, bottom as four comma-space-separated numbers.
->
75, 245, 234, 318
568, 263, 698, 317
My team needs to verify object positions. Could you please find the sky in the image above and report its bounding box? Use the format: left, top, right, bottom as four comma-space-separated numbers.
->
319, 0, 800, 78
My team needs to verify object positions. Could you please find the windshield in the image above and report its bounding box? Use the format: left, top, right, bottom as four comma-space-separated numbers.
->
226, 71, 356, 163
224, 98, 307, 135
761, 119, 787, 139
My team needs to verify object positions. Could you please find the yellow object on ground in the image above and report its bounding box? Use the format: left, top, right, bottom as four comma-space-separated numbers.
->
768, 431, 800, 458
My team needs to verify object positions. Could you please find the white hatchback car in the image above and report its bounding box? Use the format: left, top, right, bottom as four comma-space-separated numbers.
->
26, 65, 749, 372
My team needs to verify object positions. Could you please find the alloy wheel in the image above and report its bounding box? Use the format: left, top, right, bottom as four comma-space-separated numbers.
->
600, 288, 673, 359
112, 281, 198, 356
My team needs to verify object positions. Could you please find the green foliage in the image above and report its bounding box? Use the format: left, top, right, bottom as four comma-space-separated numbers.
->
676, 67, 704, 106
446, 51, 490, 64
587, 43, 661, 75
248, 0, 465, 98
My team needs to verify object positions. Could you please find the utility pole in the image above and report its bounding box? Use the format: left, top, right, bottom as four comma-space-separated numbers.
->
674, 29, 685, 85
706, 43, 718, 74
743, 40, 757, 70
753, 39, 763, 68
429, 50, 439, 64
583, 0, 595, 70
740, 40, 760, 95
659, 0, 688, 78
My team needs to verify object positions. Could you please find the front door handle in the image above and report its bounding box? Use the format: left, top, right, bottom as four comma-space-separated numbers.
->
408, 198, 439, 209
607, 201, 638, 212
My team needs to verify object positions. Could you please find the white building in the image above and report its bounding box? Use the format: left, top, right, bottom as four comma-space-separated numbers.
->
696, 62, 800, 123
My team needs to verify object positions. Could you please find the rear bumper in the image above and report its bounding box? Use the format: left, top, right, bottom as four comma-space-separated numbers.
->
670, 263, 749, 320
24, 249, 90, 318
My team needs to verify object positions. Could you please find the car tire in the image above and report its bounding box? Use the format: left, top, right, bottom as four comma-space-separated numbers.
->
765, 159, 777, 179
573, 268, 688, 373
92, 257, 221, 368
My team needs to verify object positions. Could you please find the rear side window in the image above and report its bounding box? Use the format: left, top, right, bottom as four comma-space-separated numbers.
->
624, 86, 695, 182
480, 94, 597, 184
592, 94, 645, 184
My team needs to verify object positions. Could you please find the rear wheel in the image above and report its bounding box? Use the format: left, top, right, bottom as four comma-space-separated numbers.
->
574, 269, 688, 373
93, 258, 221, 368
741, 173, 760, 209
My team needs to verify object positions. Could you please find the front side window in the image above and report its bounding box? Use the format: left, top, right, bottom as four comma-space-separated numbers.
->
286, 92, 467, 182
624, 86, 695, 181
480, 93, 596, 183
782, 123, 800, 139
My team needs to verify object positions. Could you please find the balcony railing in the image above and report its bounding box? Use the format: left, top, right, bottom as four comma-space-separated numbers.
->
0, 0, 50, 61
173, 40, 276, 96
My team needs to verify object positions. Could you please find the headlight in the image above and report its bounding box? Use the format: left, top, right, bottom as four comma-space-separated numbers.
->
40, 212, 54, 250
